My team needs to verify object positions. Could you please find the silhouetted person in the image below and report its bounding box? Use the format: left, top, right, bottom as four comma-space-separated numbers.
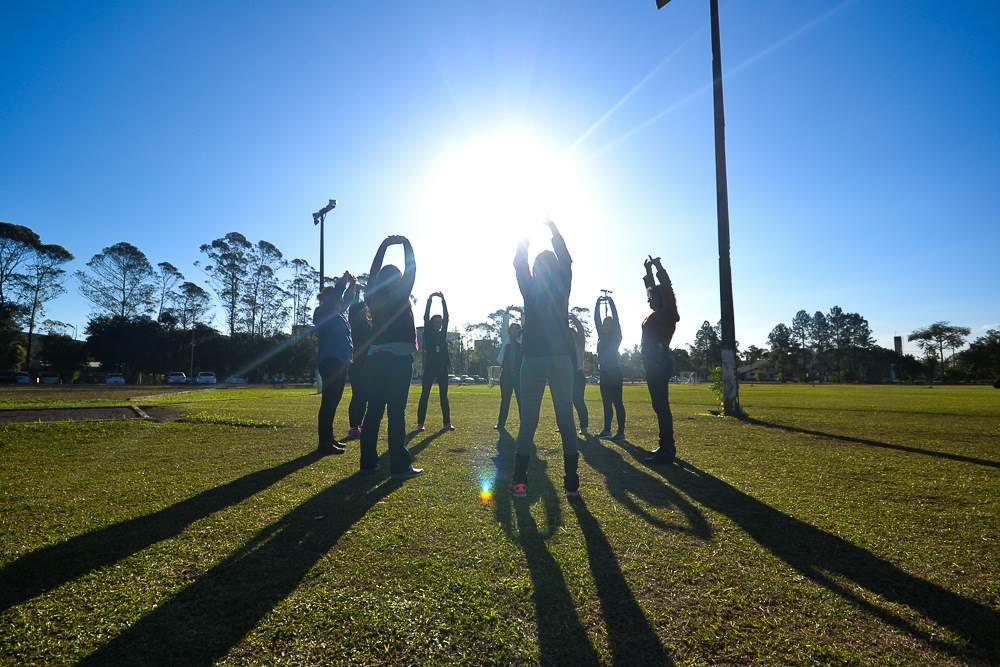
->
512, 220, 580, 497
495, 306, 523, 430
359, 235, 423, 479
347, 298, 373, 439
314, 271, 356, 455
417, 291, 454, 431
594, 294, 626, 440
642, 256, 680, 464
994, 378, 1000, 389
568, 312, 590, 435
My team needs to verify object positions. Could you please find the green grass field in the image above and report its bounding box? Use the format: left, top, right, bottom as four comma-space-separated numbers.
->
1, 383, 997, 665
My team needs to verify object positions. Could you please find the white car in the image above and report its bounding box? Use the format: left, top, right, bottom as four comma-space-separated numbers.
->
225, 375, 248, 385
106, 373, 126, 385
196, 371, 217, 384
166, 372, 188, 385
460, 375, 475, 385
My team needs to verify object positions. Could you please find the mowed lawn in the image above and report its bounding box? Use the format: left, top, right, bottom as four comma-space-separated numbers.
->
0, 383, 997, 665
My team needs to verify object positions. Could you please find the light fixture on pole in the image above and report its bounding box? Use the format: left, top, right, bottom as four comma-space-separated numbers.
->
312, 198, 337, 290
657, 0, 741, 416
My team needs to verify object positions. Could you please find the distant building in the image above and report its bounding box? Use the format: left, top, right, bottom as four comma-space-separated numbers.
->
894, 336, 903, 356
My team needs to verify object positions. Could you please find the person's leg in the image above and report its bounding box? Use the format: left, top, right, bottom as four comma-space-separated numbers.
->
317, 358, 338, 447
437, 367, 451, 426
416, 368, 434, 426
644, 354, 674, 461
513, 358, 546, 485
548, 356, 580, 491
327, 360, 348, 436
599, 371, 613, 435
573, 369, 589, 432
386, 355, 415, 474
348, 362, 366, 431
360, 354, 388, 469
611, 369, 626, 436
497, 370, 513, 427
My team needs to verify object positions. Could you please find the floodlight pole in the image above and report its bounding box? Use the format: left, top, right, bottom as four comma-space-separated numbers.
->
658, 0, 741, 415
313, 199, 337, 291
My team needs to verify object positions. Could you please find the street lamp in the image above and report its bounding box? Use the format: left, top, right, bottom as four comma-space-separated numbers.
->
657, 0, 741, 416
312, 198, 337, 290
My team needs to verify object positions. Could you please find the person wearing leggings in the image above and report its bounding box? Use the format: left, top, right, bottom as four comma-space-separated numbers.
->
314, 271, 356, 455
359, 235, 423, 480
417, 291, 454, 431
642, 255, 680, 465
594, 294, 626, 440
511, 220, 580, 497
346, 299, 373, 439
495, 306, 523, 430
568, 312, 589, 434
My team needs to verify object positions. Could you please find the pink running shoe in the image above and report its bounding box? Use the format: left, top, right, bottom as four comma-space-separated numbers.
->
510, 483, 527, 498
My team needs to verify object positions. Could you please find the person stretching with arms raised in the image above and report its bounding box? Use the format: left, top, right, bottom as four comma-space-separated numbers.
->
359, 235, 423, 479
642, 255, 680, 464
314, 271, 356, 455
511, 220, 581, 497
495, 306, 523, 430
346, 298, 373, 439
568, 311, 590, 435
594, 294, 626, 441
417, 291, 454, 432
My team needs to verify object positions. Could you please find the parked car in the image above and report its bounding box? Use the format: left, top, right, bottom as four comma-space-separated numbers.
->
225, 375, 248, 385
460, 375, 475, 385
586, 375, 599, 385
39, 372, 62, 385
166, 371, 188, 385
448, 375, 461, 385
196, 371, 217, 385
473, 375, 487, 384
106, 373, 126, 385
15, 371, 31, 385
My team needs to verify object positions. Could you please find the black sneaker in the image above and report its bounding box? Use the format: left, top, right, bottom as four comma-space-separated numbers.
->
645, 448, 675, 465
318, 442, 345, 455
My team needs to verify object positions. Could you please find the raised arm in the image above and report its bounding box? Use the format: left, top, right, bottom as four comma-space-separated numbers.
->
568, 311, 584, 344
545, 221, 572, 288
500, 308, 511, 345
643, 256, 656, 290
401, 237, 416, 295
369, 239, 390, 284
607, 297, 619, 323
339, 273, 357, 313
594, 297, 604, 338
423, 294, 433, 324
440, 293, 449, 330
514, 239, 531, 297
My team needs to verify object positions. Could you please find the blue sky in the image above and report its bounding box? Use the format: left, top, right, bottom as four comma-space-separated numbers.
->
2, 0, 998, 353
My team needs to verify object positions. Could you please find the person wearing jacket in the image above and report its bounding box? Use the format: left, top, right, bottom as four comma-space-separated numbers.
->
641, 255, 680, 464
417, 291, 454, 431
594, 294, 626, 441
314, 271, 356, 455
346, 298, 373, 439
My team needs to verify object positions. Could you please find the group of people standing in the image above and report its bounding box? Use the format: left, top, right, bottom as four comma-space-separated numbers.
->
312, 222, 680, 492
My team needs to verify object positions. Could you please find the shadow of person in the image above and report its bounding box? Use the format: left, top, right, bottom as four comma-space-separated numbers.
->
744, 417, 1000, 469
569, 495, 672, 666
578, 436, 711, 539
0, 451, 320, 614
619, 442, 1000, 662
77, 436, 440, 666
490, 437, 599, 666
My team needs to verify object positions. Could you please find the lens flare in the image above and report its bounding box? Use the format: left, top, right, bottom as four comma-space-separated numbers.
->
479, 479, 494, 503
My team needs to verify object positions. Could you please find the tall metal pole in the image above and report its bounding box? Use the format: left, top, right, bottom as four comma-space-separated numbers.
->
709, 0, 741, 415
318, 213, 325, 291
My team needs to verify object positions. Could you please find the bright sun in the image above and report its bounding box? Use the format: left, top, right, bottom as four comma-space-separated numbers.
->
417, 128, 596, 254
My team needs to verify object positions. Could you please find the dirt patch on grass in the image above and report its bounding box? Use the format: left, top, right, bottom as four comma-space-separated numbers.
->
0, 404, 184, 423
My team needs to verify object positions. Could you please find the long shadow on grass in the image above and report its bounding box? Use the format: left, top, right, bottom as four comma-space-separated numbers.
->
578, 436, 711, 539
745, 417, 1000, 469
79, 433, 441, 666
569, 496, 672, 666
0, 451, 319, 613
620, 443, 1000, 661
491, 432, 599, 666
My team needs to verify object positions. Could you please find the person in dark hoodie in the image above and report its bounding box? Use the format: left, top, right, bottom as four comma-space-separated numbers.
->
511, 220, 580, 498
417, 291, 454, 431
641, 255, 680, 464
594, 294, 626, 441
359, 235, 423, 480
314, 271, 356, 455
346, 298, 373, 439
